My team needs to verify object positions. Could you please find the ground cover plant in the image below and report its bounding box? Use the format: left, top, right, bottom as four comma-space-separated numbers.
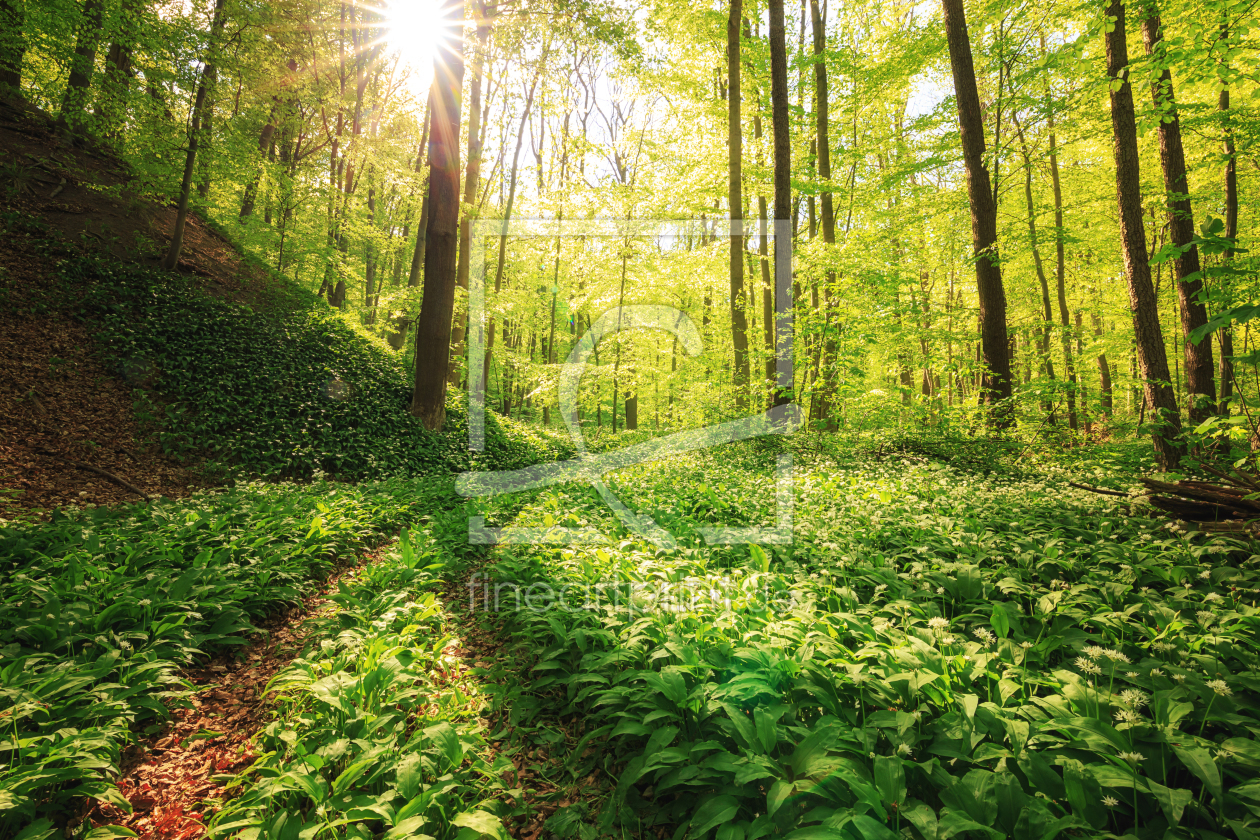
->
0, 476, 457, 836
469, 444, 1260, 840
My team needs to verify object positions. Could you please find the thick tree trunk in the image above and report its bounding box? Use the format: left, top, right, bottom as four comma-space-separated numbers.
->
1105, 0, 1181, 468
409, 0, 464, 430
941, 0, 1013, 426
161, 0, 226, 272
1141, 10, 1215, 425
728, 0, 750, 412
0, 0, 24, 90
769, 0, 790, 407
58, 0, 106, 131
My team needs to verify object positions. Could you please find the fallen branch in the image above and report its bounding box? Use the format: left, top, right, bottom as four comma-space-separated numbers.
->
34, 448, 153, 502
1068, 482, 1131, 498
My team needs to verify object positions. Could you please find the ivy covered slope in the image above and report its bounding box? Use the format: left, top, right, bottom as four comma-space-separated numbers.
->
60, 250, 572, 482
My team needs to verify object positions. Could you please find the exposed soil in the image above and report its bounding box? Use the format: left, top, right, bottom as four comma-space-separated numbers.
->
84, 543, 399, 839
0, 93, 290, 518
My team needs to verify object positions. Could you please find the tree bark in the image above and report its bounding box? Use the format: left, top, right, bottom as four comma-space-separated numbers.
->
484, 46, 545, 393
161, 0, 226, 272
941, 0, 1013, 425
95, 0, 145, 134
409, 0, 465, 430
809, 0, 836, 425
57, 0, 106, 131
1013, 116, 1057, 424
769, 0, 791, 407
0, 0, 24, 90
1141, 9, 1215, 425
450, 4, 490, 387
239, 106, 278, 218
728, 0, 750, 412
1093, 310, 1114, 416
406, 89, 433, 288
1218, 18, 1237, 415
1105, 0, 1181, 468
1041, 33, 1079, 431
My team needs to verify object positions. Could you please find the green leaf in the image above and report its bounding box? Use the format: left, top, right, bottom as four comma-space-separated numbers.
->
692, 795, 743, 839
453, 810, 507, 840
1171, 744, 1223, 803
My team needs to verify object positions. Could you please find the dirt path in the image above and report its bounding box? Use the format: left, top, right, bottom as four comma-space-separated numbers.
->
85, 544, 398, 839
435, 562, 604, 840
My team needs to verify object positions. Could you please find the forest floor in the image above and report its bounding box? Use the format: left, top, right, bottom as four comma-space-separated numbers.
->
0, 93, 287, 517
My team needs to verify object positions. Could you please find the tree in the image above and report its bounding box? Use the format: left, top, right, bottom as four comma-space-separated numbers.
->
1141, 4, 1215, 426
57, 0, 106, 132
161, 0, 227, 272
410, 0, 465, 430
940, 0, 1013, 425
1103, 0, 1180, 468
0, 0, 23, 90
768, 0, 790, 408
727, 0, 750, 413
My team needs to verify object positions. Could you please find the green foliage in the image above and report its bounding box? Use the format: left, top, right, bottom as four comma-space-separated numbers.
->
476, 445, 1260, 839
208, 524, 516, 840
58, 255, 573, 480
0, 476, 457, 831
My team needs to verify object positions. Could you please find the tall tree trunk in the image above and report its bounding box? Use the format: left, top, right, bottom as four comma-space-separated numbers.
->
406, 89, 433, 288
450, 5, 490, 387
727, 0, 750, 412
1093, 310, 1114, 417
161, 0, 227, 272
409, 0, 464, 430
0, 0, 24, 90
810, 0, 836, 425
240, 106, 278, 218
1141, 9, 1215, 426
57, 0, 106, 131
484, 46, 545, 393
941, 0, 1013, 425
1013, 116, 1057, 424
95, 0, 145, 134
1105, 0, 1181, 468
1217, 17, 1237, 416
1041, 42, 1079, 431
769, 0, 791, 407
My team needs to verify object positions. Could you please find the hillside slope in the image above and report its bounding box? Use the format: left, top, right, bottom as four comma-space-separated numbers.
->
0, 94, 570, 517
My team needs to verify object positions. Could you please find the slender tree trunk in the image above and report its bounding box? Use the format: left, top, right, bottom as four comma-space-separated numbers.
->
240, 106, 278, 218
410, 0, 465, 430
406, 88, 433, 288
1013, 117, 1057, 424
1041, 34, 1079, 431
450, 6, 490, 387
95, 0, 145, 134
1219, 59, 1238, 415
941, 0, 1013, 425
769, 0, 790, 408
1105, 0, 1181, 468
0, 0, 24, 90
1141, 9, 1215, 426
57, 0, 106, 131
810, 0, 837, 425
161, 0, 227, 272
728, 0, 750, 412
484, 47, 545, 393
1093, 311, 1114, 417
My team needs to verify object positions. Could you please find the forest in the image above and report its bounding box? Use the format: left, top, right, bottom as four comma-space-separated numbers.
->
1, 0, 1260, 837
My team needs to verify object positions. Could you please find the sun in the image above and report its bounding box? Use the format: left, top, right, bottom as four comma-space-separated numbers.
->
381, 0, 454, 94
